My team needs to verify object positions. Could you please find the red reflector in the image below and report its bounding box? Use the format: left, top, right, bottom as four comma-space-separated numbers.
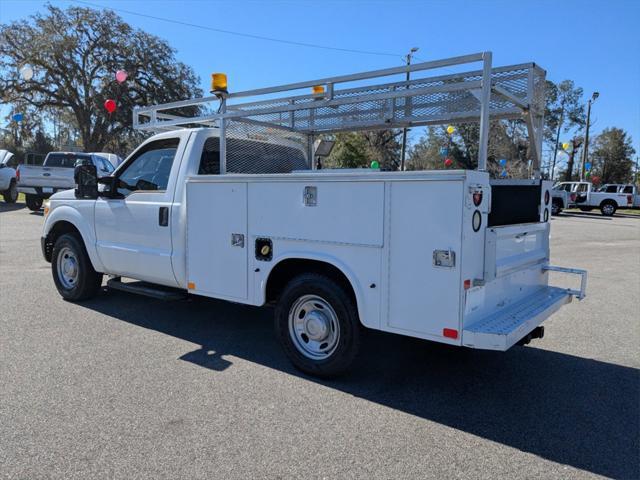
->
464, 279, 471, 289
443, 328, 458, 339
472, 191, 483, 206
627, 195, 633, 204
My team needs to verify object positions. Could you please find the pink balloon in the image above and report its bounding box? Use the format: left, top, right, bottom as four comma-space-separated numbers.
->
115, 70, 128, 83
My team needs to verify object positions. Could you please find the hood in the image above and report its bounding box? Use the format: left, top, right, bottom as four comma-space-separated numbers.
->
0, 150, 14, 166
50, 188, 77, 201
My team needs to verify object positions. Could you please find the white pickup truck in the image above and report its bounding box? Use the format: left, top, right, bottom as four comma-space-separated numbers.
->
0, 149, 18, 203
598, 184, 640, 208
41, 53, 586, 377
553, 181, 633, 216
17, 152, 114, 211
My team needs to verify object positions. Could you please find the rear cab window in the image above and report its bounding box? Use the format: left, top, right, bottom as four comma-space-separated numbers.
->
45, 153, 92, 168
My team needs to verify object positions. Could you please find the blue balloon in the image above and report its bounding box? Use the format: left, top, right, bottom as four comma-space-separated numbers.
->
439, 147, 448, 156
585, 162, 592, 171
500, 168, 508, 177
12, 113, 23, 122
499, 158, 507, 166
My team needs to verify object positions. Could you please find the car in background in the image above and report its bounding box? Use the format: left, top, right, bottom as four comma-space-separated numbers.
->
91, 152, 124, 169
598, 184, 640, 208
17, 152, 115, 211
554, 181, 633, 216
0, 149, 18, 204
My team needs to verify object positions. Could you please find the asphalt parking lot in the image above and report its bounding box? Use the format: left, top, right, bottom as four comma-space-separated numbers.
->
1, 202, 638, 479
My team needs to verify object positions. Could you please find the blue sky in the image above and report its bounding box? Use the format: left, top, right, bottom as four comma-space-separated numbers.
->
2, 0, 639, 163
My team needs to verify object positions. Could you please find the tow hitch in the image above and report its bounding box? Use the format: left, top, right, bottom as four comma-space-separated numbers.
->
516, 326, 545, 346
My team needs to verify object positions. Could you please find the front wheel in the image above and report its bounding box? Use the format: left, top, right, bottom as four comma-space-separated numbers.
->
274, 273, 361, 378
3, 180, 18, 203
25, 194, 43, 211
51, 233, 103, 301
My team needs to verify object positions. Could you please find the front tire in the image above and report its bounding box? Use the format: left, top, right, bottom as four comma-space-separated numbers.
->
26, 194, 43, 211
274, 273, 361, 378
3, 180, 18, 203
600, 201, 617, 216
51, 233, 102, 301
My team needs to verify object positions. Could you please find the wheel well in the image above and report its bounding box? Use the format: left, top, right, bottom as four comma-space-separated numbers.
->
552, 197, 563, 208
44, 221, 82, 262
600, 199, 617, 208
265, 259, 357, 305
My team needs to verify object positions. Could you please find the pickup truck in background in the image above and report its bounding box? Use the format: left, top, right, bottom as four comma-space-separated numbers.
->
17, 152, 115, 210
550, 186, 576, 215
553, 181, 633, 216
0, 149, 18, 204
598, 184, 640, 208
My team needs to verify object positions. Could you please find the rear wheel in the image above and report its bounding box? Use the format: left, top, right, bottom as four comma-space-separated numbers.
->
551, 200, 562, 216
274, 273, 360, 378
51, 233, 102, 301
600, 201, 617, 216
3, 180, 17, 203
25, 194, 43, 211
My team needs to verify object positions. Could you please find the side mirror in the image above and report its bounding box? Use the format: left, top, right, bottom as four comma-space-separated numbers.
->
74, 164, 98, 199
97, 176, 118, 198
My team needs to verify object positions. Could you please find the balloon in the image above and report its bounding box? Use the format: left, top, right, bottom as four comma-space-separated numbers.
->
12, 113, 23, 122
370, 160, 380, 169
562, 142, 570, 150
500, 169, 508, 178
19, 65, 34, 81
499, 158, 507, 166
439, 147, 448, 156
104, 99, 116, 113
585, 162, 592, 171
444, 158, 453, 167
115, 70, 128, 83
446, 125, 455, 135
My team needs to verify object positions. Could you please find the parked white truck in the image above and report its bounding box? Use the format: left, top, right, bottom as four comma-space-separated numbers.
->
598, 184, 640, 208
41, 53, 586, 376
553, 181, 633, 216
0, 150, 18, 203
17, 151, 115, 210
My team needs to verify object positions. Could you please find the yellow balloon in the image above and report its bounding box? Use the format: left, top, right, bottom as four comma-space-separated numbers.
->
562, 142, 570, 150
446, 125, 455, 135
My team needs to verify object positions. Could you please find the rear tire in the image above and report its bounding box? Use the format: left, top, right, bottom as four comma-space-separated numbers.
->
551, 200, 562, 216
26, 194, 43, 211
51, 233, 102, 301
3, 180, 17, 203
600, 201, 617, 216
274, 273, 361, 378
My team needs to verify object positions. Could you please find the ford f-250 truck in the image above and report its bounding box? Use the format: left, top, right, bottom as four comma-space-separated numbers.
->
17, 151, 114, 211
554, 181, 633, 216
40, 53, 586, 377
0, 149, 18, 204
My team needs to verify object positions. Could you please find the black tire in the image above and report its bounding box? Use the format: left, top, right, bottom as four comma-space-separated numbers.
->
3, 179, 18, 203
274, 273, 361, 378
600, 201, 617, 217
25, 194, 43, 211
51, 233, 102, 301
551, 200, 562, 216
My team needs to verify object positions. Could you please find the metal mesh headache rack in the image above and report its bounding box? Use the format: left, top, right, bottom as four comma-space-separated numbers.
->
133, 52, 546, 176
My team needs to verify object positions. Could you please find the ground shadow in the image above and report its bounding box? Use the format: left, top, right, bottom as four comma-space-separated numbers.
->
557, 212, 612, 221
0, 202, 26, 213
82, 290, 639, 479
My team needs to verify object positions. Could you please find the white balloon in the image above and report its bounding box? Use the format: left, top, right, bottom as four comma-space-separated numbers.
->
20, 65, 34, 81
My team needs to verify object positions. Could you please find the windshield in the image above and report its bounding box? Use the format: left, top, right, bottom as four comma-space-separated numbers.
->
45, 153, 92, 168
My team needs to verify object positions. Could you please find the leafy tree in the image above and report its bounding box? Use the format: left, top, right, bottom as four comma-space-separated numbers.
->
544, 80, 586, 179
0, 5, 202, 152
589, 128, 635, 183
325, 129, 401, 170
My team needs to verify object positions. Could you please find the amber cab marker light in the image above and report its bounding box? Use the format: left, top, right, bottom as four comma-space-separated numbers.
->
312, 85, 325, 95
187, 282, 196, 290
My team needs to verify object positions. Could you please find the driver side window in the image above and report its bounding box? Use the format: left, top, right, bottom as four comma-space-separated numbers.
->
118, 138, 179, 195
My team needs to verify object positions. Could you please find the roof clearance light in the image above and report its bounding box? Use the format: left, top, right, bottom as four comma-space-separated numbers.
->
210, 73, 228, 94
312, 85, 325, 95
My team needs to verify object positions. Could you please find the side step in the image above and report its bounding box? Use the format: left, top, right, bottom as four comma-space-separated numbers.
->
462, 286, 572, 351
107, 277, 187, 301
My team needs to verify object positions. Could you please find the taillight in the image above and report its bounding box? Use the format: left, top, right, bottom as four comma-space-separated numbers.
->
627, 195, 633, 205
16, 166, 20, 182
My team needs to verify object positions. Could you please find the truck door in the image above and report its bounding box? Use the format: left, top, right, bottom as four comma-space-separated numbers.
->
94, 134, 188, 286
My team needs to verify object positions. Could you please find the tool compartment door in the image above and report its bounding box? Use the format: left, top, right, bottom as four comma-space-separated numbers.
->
186, 182, 248, 301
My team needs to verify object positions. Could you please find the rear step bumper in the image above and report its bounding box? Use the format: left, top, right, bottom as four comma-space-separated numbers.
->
462, 286, 573, 351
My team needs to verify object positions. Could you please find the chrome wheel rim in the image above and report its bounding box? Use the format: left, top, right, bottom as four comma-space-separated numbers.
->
602, 204, 614, 215
288, 294, 340, 360
56, 247, 79, 290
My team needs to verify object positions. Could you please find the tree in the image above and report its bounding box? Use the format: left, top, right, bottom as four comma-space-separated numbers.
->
544, 80, 586, 179
325, 129, 401, 170
589, 128, 635, 183
0, 5, 202, 152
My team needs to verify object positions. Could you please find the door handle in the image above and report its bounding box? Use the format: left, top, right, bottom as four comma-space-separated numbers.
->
158, 206, 169, 227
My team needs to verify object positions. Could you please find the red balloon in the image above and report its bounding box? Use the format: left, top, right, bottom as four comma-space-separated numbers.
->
444, 158, 453, 167
104, 99, 116, 113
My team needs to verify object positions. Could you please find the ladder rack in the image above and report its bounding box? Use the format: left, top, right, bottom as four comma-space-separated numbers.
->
133, 52, 546, 176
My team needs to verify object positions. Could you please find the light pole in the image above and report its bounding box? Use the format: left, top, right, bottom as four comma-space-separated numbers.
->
580, 91, 599, 180
400, 47, 419, 171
